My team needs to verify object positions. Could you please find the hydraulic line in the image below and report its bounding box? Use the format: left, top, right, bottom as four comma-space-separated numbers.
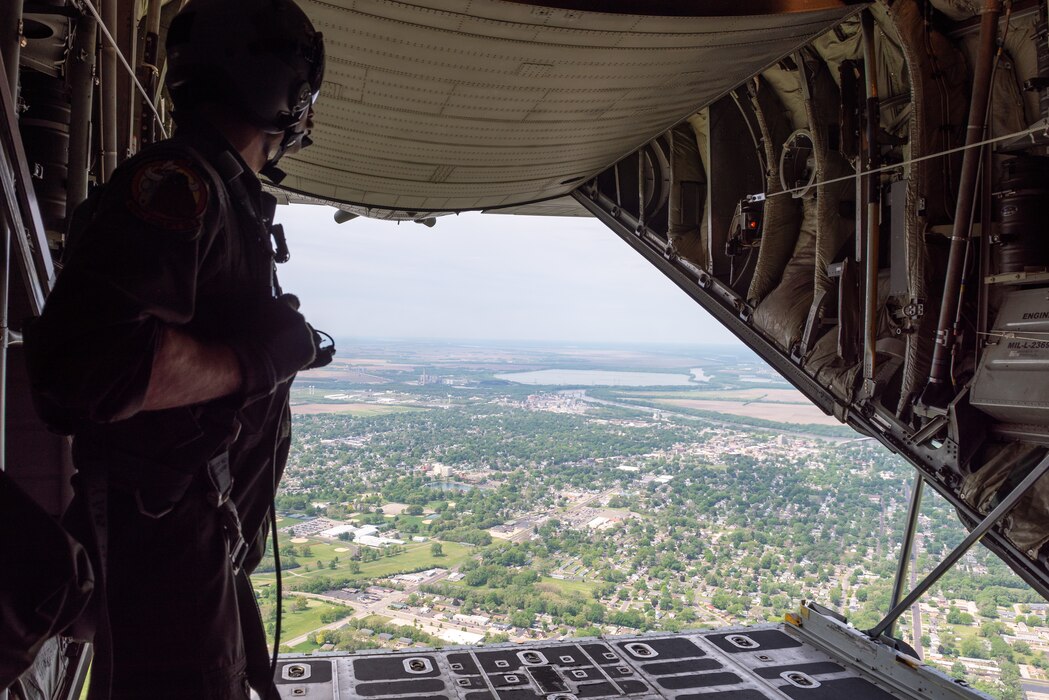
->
138, 0, 162, 147
99, 0, 118, 180
67, 11, 97, 212
78, 0, 168, 179
860, 9, 880, 397
923, 0, 1002, 403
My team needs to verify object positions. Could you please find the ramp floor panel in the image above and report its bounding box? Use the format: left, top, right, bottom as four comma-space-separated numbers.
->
273, 612, 982, 700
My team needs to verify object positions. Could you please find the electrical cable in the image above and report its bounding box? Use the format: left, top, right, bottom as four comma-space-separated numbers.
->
268, 404, 285, 693
979, 330, 1049, 343
78, 0, 169, 139
730, 247, 755, 288
270, 501, 282, 690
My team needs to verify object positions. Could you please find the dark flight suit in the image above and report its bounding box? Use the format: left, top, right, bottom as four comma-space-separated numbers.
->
25, 122, 293, 699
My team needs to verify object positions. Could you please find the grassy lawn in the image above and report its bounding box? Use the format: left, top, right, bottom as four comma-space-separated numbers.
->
539, 576, 597, 596
287, 638, 323, 653
948, 624, 980, 640
442, 576, 595, 600
252, 541, 476, 588
275, 599, 353, 642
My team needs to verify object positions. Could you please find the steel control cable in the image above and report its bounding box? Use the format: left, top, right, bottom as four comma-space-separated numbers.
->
748, 121, 1048, 204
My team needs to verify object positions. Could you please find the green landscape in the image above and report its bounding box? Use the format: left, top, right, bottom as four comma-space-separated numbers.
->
249, 340, 1049, 700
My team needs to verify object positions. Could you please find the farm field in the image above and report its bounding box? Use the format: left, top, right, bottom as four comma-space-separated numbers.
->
653, 398, 839, 426
626, 388, 813, 403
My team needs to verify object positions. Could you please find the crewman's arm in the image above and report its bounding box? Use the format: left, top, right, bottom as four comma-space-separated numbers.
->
141, 326, 242, 411
24, 152, 314, 425
141, 294, 316, 412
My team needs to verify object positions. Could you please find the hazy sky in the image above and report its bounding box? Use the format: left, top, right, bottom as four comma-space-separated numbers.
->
274, 204, 739, 346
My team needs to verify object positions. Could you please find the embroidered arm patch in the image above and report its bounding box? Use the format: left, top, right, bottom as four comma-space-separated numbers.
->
127, 158, 209, 236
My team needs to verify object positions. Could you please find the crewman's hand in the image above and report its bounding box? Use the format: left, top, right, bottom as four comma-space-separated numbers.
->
278, 293, 335, 370
231, 294, 316, 400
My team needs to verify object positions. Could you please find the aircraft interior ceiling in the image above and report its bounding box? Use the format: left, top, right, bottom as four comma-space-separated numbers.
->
278, 0, 859, 217
5, 0, 1049, 697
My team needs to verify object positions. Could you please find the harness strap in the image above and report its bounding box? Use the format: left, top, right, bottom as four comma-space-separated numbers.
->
235, 568, 278, 698
205, 451, 250, 575
207, 451, 274, 697
78, 471, 114, 700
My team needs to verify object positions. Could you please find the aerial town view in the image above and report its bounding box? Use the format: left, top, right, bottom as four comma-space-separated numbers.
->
256, 340, 1049, 700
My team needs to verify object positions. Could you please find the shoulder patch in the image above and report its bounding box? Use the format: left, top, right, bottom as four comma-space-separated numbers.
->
127, 158, 209, 235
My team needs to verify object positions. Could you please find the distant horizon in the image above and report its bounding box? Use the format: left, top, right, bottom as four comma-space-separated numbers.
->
276, 206, 742, 346
329, 335, 750, 351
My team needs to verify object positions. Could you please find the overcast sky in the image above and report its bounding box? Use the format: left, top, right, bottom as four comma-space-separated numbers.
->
274, 204, 739, 346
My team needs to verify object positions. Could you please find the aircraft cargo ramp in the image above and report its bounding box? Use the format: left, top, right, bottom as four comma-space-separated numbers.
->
271, 604, 987, 700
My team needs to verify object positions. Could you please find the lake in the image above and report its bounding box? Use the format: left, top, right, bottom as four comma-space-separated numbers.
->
495, 369, 701, 386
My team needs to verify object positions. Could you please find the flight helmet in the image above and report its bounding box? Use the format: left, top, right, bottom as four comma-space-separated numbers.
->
165, 0, 324, 162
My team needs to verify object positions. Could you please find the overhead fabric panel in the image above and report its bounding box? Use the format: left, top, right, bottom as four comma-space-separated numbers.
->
280, 0, 861, 216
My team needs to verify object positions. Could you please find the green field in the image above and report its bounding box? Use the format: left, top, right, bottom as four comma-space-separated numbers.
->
287, 638, 323, 652
252, 541, 475, 588
275, 598, 353, 644
442, 575, 595, 601
539, 576, 598, 596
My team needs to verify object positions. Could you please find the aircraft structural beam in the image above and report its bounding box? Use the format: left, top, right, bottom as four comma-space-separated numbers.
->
885, 474, 925, 640
0, 46, 53, 313
868, 451, 1049, 640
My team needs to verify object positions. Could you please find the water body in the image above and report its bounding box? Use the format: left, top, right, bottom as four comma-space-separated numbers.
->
690, 368, 711, 382
495, 369, 696, 386
738, 375, 790, 386
433, 480, 474, 492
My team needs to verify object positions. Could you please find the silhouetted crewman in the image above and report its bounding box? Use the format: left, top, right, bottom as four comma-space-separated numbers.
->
25, 0, 328, 696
